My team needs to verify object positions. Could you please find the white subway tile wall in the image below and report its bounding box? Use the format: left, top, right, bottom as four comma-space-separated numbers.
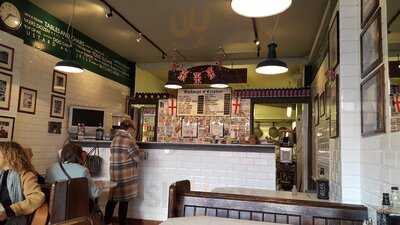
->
90, 148, 276, 221
0, 31, 130, 174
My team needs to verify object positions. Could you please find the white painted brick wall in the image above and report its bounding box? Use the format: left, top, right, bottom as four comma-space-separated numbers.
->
0, 31, 130, 174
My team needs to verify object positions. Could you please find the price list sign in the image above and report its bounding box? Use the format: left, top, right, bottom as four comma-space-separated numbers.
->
177, 89, 231, 116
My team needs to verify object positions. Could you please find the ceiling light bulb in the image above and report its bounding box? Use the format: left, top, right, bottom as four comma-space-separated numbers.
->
54, 60, 84, 73
136, 33, 142, 43
210, 83, 229, 89
231, 0, 292, 18
254, 40, 260, 46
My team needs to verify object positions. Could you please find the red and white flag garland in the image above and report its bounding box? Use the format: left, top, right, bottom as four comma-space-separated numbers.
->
205, 66, 216, 80
178, 68, 189, 82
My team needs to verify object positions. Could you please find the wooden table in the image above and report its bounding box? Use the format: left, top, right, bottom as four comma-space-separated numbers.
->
160, 216, 284, 225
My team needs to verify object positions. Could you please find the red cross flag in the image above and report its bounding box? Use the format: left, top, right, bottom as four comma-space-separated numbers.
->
168, 98, 177, 116
393, 95, 400, 113
193, 72, 202, 84
232, 97, 241, 115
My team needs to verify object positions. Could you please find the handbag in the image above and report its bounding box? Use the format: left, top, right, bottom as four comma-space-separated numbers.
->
85, 147, 103, 177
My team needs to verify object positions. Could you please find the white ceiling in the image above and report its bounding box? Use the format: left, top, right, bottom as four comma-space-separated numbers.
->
30, 0, 330, 63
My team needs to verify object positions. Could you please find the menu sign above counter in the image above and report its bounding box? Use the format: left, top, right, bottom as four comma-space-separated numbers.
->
0, 0, 134, 87
177, 89, 231, 116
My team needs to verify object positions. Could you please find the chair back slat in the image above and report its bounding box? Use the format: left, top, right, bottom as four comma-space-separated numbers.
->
49, 177, 90, 224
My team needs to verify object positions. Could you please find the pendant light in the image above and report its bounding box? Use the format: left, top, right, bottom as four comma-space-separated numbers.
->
398, 54, 400, 69
210, 76, 229, 89
256, 16, 288, 75
54, 0, 83, 74
165, 54, 183, 89
231, 0, 292, 18
256, 42, 288, 75
286, 106, 292, 118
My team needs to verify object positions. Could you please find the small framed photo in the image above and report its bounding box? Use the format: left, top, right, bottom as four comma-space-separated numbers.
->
361, 65, 385, 137
361, 9, 382, 78
329, 12, 339, 70
0, 72, 12, 110
313, 95, 320, 126
52, 70, 67, 95
18, 87, 37, 114
50, 95, 66, 119
361, 0, 379, 28
0, 44, 14, 72
0, 116, 15, 142
181, 117, 198, 138
48, 121, 62, 134
329, 77, 339, 138
320, 91, 326, 117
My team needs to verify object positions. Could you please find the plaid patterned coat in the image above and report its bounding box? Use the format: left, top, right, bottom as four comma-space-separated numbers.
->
109, 130, 140, 201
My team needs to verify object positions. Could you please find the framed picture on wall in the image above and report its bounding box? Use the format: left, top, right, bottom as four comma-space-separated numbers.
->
48, 121, 62, 134
329, 12, 339, 70
320, 91, 326, 117
0, 44, 14, 72
361, 65, 385, 136
18, 87, 37, 114
0, 72, 12, 110
361, 9, 382, 78
0, 116, 15, 142
181, 117, 198, 138
361, 0, 379, 28
325, 81, 330, 118
50, 95, 66, 119
52, 70, 67, 95
313, 95, 319, 126
329, 76, 339, 138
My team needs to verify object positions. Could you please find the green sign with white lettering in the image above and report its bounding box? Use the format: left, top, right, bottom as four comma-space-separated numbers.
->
0, 0, 135, 87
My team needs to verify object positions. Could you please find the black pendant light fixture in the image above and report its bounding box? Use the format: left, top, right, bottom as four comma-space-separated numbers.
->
54, 0, 83, 74
210, 75, 228, 89
256, 16, 288, 75
256, 42, 288, 75
164, 70, 183, 89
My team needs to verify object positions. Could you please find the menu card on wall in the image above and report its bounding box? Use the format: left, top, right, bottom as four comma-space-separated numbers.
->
177, 89, 231, 116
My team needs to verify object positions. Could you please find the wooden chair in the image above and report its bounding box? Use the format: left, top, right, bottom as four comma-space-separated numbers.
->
48, 178, 90, 225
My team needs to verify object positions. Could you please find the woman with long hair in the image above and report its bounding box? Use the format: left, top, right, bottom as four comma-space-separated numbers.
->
0, 142, 45, 225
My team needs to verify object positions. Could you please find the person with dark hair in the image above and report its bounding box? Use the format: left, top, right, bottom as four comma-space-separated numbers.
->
46, 143, 100, 200
104, 119, 141, 225
0, 142, 45, 225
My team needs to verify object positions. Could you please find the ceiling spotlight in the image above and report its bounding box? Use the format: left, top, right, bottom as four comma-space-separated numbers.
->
256, 42, 288, 75
105, 6, 113, 18
231, 0, 292, 18
136, 33, 142, 43
254, 40, 260, 46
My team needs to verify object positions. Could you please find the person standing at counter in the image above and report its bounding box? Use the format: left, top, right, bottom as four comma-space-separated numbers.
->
104, 119, 140, 225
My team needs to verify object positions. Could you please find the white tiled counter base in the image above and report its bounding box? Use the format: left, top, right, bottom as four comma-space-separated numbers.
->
86, 147, 276, 221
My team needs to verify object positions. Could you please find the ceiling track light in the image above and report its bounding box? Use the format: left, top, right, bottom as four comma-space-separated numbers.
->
136, 33, 142, 43
231, 0, 292, 18
105, 6, 113, 18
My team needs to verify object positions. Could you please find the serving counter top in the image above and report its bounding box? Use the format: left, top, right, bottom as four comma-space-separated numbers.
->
70, 139, 275, 153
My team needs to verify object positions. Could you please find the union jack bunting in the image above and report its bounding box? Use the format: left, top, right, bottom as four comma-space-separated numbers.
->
193, 72, 202, 84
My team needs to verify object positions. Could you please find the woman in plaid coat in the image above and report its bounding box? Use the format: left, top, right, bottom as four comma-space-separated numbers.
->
104, 119, 140, 225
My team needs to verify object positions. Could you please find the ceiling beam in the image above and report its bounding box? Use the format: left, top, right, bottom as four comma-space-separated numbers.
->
98, 0, 168, 58
388, 10, 400, 32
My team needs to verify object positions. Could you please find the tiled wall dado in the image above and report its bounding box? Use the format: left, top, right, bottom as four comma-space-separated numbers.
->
0, 31, 130, 174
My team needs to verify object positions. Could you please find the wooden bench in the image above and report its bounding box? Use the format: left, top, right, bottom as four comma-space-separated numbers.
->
168, 180, 368, 225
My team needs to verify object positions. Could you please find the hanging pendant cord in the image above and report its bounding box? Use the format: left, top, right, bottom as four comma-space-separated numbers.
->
66, 0, 76, 48
270, 15, 280, 43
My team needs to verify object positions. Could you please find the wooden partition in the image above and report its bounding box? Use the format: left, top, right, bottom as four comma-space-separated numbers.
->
168, 180, 368, 225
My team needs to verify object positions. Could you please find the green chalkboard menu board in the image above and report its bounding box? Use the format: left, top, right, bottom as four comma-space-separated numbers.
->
0, 0, 134, 87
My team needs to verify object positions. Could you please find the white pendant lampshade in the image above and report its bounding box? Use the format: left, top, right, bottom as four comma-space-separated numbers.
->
210, 74, 229, 89
231, 0, 292, 18
256, 42, 288, 75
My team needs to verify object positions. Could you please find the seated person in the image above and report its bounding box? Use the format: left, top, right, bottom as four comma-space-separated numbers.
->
23, 147, 45, 184
46, 143, 100, 200
0, 142, 45, 225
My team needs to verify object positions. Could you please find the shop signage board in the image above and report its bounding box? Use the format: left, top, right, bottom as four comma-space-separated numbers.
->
177, 89, 231, 116
0, 0, 134, 87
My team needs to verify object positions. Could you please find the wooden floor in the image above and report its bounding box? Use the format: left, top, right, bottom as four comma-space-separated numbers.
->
113, 218, 162, 225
